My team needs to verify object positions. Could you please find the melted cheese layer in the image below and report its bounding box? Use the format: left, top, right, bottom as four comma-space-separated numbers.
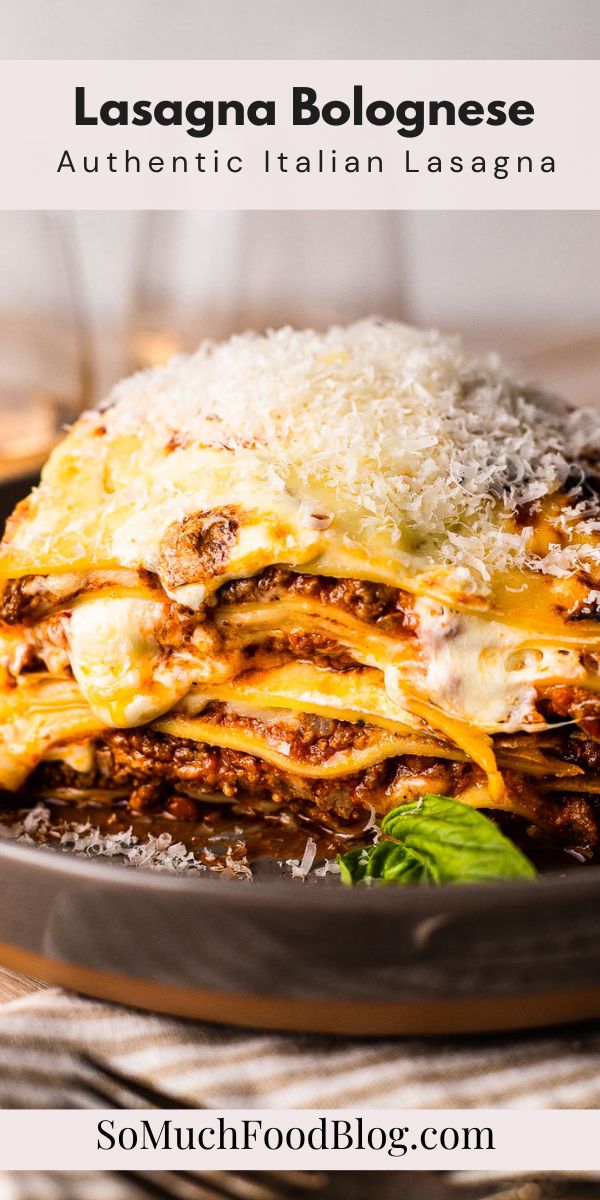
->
0, 675, 104, 790
2, 321, 600, 806
0, 670, 584, 839
32, 585, 597, 749
66, 595, 241, 726
3, 576, 600, 806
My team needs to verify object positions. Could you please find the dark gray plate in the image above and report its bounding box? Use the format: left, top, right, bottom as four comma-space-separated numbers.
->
1, 837, 600, 1034
2, 476, 600, 1035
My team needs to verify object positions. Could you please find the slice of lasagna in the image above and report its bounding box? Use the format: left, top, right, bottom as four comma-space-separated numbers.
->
2, 320, 600, 854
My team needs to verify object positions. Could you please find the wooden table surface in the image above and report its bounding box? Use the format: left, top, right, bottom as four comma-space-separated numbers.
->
0, 964, 45, 1005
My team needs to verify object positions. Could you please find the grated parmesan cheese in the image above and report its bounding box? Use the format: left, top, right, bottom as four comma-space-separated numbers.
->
288, 836, 318, 879
313, 859, 342, 878
92, 320, 600, 590
3, 319, 600, 597
0, 804, 216, 875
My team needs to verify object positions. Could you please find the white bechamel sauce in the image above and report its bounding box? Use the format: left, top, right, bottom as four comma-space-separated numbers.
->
404, 597, 588, 733
68, 597, 190, 726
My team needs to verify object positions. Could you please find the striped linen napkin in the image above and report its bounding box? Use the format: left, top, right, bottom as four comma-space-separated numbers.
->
0, 984, 599, 1199
1, 1172, 599, 1200
0, 985, 599, 1109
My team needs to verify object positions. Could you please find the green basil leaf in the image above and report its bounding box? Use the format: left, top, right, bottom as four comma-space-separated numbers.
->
337, 842, 429, 886
338, 793, 536, 886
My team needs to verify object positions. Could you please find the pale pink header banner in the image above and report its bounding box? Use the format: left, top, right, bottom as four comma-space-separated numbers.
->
0, 59, 596, 208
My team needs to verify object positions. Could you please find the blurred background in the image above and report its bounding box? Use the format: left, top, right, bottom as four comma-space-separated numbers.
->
2, 0, 600, 484
3, 0, 600, 58
1, 208, 600, 487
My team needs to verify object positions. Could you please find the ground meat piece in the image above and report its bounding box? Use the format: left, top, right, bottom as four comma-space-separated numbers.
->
230, 630, 359, 671
29, 728, 425, 824
128, 781, 161, 812
218, 567, 415, 631
27, 727, 600, 845
92, 728, 387, 822
539, 685, 600, 737
159, 507, 240, 588
197, 703, 380, 764
0, 579, 30, 624
4, 612, 71, 678
0, 577, 72, 624
284, 630, 358, 668
290, 713, 374, 762
501, 768, 598, 849
32, 760, 98, 791
165, 795, 201, 821
0, 569, 161, 626
153, 605, 207, 648
353, 762, 392, 806
533, 793, 598, 849
387, 756, 472, 803
555, 732, 600, 774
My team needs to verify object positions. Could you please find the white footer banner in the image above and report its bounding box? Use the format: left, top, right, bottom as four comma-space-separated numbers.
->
0, 1109, 597, 1170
